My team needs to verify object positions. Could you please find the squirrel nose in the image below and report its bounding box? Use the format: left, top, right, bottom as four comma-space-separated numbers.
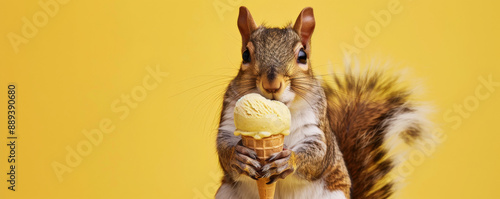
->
262, 75, 283, 94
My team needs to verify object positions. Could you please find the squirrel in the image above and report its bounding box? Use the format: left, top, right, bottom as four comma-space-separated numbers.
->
215, 6, 431, 199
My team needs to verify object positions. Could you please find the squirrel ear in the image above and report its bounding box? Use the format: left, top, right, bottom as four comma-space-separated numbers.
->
238, 6, 257, 50
293, 7, 315, 50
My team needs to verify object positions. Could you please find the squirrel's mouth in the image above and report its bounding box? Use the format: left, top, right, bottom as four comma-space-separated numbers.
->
256, 83, 294, 107
270, 93, 293, 108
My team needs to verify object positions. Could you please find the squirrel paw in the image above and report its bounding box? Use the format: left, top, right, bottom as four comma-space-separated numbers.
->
231, 143, 261, 180
260, 148, 296, 184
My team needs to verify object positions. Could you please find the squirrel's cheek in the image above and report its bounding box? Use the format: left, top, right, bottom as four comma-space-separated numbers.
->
241, 63, 250, 71
297, 63, 308, 71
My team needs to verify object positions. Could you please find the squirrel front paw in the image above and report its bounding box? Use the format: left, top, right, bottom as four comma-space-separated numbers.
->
260, 148, 296, 184
230, 142, 262, 180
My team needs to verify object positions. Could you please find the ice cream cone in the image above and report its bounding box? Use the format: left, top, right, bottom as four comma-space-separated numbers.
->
242, 134, 284, 199
233, 94, 291, 199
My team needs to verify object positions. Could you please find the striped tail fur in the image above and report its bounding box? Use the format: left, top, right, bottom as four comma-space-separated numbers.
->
324, 63, 433, 198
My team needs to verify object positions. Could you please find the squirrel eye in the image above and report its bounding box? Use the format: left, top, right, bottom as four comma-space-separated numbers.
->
242, 49, 251, 63
297, 48, 307, 64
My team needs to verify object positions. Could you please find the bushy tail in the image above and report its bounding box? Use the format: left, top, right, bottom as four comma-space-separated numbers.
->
324, 64, 432, 199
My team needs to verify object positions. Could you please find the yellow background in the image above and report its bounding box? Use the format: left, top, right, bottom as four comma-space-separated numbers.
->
1, 0, 500, 198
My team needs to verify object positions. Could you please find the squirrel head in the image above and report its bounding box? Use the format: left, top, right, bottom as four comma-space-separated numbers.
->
235, 6, 316, 105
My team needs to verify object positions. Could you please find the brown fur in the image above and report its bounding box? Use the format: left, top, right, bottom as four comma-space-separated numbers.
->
324, 69, 425, 198
216, 7, 430, 199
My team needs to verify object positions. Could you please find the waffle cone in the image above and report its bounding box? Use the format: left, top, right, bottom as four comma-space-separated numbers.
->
241, 134, 285, 199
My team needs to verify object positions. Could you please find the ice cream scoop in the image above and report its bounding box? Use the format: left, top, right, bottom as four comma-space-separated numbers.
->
234, 93, 291, 139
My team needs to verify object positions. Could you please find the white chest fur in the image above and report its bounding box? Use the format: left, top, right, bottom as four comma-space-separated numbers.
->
222, 175, 346, 199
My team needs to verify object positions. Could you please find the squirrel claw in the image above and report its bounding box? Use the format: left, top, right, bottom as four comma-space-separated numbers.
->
236, 141, 258, 159
231, 143, 261, 179
231, 163, 260, 179
260, 149, 296, 182
266, 148, 292, 161
267, 169, 293, 184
